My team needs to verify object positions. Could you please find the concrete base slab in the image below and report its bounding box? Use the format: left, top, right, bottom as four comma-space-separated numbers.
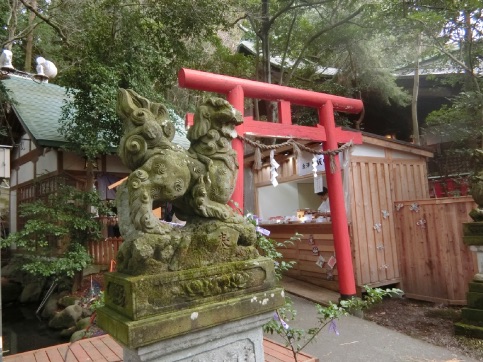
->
123, 311, 273, 362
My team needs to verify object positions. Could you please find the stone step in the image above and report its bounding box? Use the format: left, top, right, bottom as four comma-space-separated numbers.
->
454, 322, 483, 339
467, 292, 483, 309
469, 282, 483, 294
461, 307, 483, 324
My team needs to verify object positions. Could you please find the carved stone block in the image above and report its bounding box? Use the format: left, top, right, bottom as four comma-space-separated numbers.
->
103, 257, 277, 321
463, 222, 483, 245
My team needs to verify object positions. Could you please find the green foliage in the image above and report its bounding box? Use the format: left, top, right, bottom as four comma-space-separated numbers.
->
239, 0, 411, 108
248, 213, 404, 357
89, 291, 105, 312
426, 90, 483, 148
21, 243, 92, 278
1, 183, 109, 279
265, 286, 403, 359
340, 285, 403, 312
1, 0, 243, 162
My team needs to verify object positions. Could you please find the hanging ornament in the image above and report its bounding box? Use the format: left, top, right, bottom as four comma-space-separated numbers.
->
312, 155, 318, 178
316, 255, 325, 268
416, 218, 427, 228
270, 150, 280, 187
409, 203, 420, 212
382, 210, 390, 219
373, 223, 382, 232
308, 234, 314, 245
327, 255, 337, 269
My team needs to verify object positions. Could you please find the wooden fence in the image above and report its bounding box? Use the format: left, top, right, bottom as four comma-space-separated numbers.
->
393, 196, 477, 304
87, 237, 123, 266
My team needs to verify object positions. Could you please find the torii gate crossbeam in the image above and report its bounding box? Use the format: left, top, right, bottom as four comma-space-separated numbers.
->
178, 68, 363, 298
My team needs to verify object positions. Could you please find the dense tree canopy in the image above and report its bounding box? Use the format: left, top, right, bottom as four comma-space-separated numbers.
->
1, 0, 482, 165
2, 0, 254, 164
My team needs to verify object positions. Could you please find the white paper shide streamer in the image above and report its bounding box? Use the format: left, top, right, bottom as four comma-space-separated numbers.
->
270, 150, 280, 187
312, 155, 318, 178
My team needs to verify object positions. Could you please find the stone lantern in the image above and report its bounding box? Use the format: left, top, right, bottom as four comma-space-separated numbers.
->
455, 149, 483, 338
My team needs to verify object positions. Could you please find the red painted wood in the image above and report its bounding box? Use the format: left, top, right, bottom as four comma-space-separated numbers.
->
320, 101, 356, 297
278, 100, 292, 125
56, 345, 78, 362
87, 238, 123, 266
185, 113, 194, 128
178, 68, 362, 296
45, 348, 64, 362
4, 335, 318, 362
227, 85, 245, 212
178, 68, 362, 113
81, 340, 106, 361
183, 115, 362, 143
90, 337, 119, 362
31, 351, 50, 362
65, 342, 93, 361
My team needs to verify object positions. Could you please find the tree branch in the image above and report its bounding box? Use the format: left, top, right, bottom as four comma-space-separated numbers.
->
1, 22, 41, 48
18, 0, 69, 44
286, 5, 366, 83
269, 0, 334, 28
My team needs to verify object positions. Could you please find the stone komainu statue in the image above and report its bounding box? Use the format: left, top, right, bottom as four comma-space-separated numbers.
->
115, 89, 257, 274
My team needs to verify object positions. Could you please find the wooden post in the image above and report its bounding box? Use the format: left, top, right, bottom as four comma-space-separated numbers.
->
227, 85, 245, 211
320, 101, 356, 298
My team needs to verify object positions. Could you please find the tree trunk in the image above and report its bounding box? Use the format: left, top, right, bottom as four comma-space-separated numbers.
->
411, 33, 421, 145
71, 159, 96, 293
24, 0, 37, 72
261, 0, 271, 84
5, 0, 20, 50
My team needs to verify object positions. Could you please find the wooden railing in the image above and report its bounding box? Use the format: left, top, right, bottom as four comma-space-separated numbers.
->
393, 196, 477, 304
87, 237, 123, 266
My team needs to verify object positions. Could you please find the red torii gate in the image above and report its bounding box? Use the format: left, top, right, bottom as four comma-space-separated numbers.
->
178, 68, 363, 298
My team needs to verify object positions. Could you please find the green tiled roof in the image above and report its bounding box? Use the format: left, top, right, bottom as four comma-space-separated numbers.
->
2, 74, 190, 150
2, 74, 70, 147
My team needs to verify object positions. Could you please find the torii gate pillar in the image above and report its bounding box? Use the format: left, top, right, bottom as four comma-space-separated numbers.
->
179, 68, 363, 298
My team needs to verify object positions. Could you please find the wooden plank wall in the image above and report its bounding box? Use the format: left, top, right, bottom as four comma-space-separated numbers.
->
262, 223, 339, 292
253, 144, 433, 290
254, 157, 296, 185
87, 237, 123, 266
393, 197, 477, 304
391, 159, 430, 200
349, 157, 429, 287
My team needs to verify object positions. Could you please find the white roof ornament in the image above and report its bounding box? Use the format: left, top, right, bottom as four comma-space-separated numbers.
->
35, 56, 58, 82
0, 49, 14, 71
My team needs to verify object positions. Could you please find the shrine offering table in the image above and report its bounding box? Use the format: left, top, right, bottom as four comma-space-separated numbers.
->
260, 222, 339, 292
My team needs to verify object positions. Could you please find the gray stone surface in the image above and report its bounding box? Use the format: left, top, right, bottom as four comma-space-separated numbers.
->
115, 90, 257, 275
123, 312, 272, 362
48, 304, 83, 329
1, 279, 22, 304
19, 280, 44, 303
40, 293, 60, 319
267, 294, 480, 362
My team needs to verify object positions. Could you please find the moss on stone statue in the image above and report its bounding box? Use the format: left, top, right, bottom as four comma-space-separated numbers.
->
116, 216, 258, 275
113, 89, 260, 275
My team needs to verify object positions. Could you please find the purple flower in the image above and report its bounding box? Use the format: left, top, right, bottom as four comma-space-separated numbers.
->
328, 320, 339, 336
273, 312, 290, 329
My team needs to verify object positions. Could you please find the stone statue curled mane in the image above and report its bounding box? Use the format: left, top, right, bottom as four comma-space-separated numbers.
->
115, 89, 257, 275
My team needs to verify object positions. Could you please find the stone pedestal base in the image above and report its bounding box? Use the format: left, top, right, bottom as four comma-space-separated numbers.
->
456, 224, 483, 338
123, 312, 272, 362
455, 281, 483, 338
97, 257, 285, 358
